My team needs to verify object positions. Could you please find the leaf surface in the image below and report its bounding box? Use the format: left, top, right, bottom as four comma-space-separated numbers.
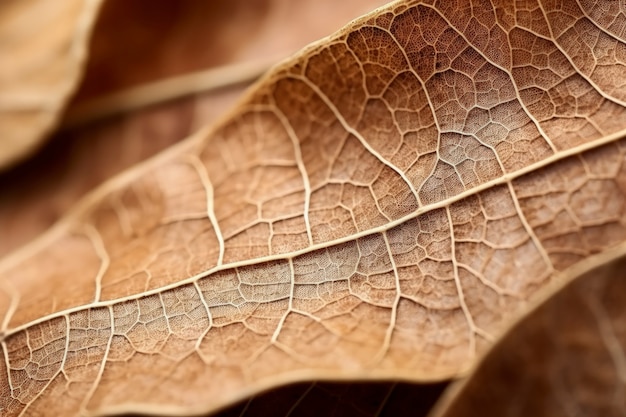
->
2, 0, 626, 415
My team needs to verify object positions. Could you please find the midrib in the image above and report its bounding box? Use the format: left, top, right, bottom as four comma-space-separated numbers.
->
3, 127, 626, 338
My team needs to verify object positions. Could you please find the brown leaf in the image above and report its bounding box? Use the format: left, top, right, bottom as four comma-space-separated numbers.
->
0, 0, 101, 169
2, 0, 626, 415
431, 242, 626, 417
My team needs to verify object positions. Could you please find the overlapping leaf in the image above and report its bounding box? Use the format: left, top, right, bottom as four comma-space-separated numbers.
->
0, 0, 101, 169
431, 242, 626, 417
2, 0, 626, 415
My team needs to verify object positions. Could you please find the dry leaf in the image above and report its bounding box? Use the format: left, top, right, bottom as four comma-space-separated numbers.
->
430, 242, 626, 417
0, 0, 101, 169
2, 0, 626, 415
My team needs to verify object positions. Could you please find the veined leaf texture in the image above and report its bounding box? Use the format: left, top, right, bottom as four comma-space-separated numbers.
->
2, 0, 626, 415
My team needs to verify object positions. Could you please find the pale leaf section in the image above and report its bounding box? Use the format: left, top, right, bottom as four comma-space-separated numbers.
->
0, 0, 101, 169
1, 0, 626, 416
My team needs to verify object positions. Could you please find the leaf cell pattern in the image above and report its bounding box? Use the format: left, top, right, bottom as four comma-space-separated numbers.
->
2, 0, 626, 415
